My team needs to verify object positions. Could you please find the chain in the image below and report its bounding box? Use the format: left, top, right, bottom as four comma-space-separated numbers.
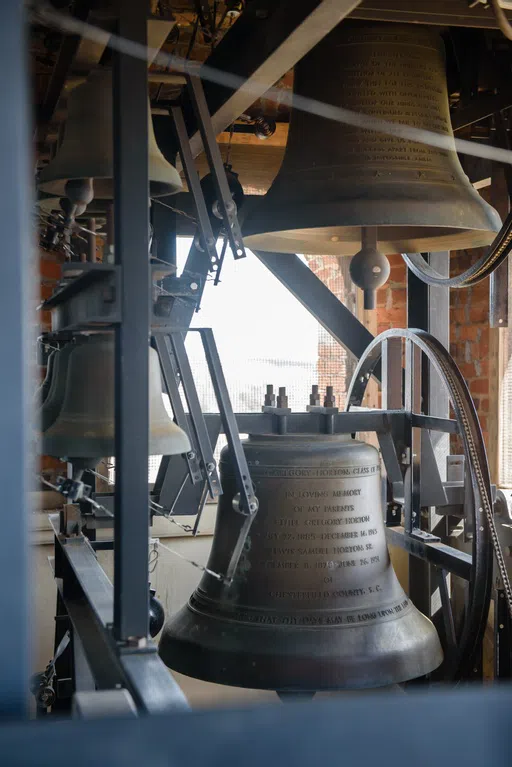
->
156, 538, 224, 582
42, 473, 225, 579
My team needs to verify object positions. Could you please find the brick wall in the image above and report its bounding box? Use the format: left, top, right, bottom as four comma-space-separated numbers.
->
309, 250, 491, 451
450, 250, 490, 446
376, 253, 407, 335
305, 254, 356, 409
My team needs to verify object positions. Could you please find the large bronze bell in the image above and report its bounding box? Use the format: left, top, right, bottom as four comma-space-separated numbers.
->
38, 69, 182, 199
243, 23, 501, 256
159, 435, 443, 692
43, 334, 190, 459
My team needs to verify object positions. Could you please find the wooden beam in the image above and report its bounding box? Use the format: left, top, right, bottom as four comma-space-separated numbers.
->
184, 0, 363, 159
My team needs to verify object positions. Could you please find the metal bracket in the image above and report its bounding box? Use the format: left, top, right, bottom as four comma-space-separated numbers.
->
409, 529, 441, 544
169, 332, 222, 501
43, 264, 121, 331
171, 103, 221, 273
153, 333, 203, 486
184, 66, 246, 261
43, 262, 202, 333
194, 329, 258, 581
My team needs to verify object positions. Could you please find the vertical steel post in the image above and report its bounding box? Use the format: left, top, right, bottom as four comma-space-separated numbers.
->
0, 0, 32, 718
113, 0, 150, 641
406, 253, 450, 629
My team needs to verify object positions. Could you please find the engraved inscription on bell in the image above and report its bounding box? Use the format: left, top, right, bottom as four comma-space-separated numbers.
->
160, 434, 443, 691
243, 22, 501, 255
228, 459, 410, 628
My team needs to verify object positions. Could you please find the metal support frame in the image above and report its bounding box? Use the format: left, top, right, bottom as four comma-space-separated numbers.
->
5, 685, 512, 763
33, 0, 502, 712
155, 406, 472, 588
406, 253, 451, 628
0, 0, 32, 720
51, 516, 186, 713
185, 70, 246, 261
495, 589, 512, 680
152, 328, 257, 580
112, 0, 151, 642
254, 251, 378, 372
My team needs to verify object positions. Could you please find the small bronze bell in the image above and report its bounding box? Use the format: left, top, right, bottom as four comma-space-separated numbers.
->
160, 434, 442, 691
38, 69, 182, 199
39, 342, 85, 432
243, 23, 501, 256
43, 334, 190, 459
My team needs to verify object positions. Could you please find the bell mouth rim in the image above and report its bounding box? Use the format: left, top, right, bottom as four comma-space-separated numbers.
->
38, 177, 182, 199
244, 433, 354, 442
159, 603, 444, 689
244, 223, 500, 256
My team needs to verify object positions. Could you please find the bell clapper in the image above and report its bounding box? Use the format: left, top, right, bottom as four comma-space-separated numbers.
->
349, 227, 391, 311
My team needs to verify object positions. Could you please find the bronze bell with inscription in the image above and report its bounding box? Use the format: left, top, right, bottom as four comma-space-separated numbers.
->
159, 434, 443, 692
243, 22, 501, 256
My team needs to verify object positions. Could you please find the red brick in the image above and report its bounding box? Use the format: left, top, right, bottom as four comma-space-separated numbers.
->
478, 325, 490, 344
469, 290, 489, 308
470, 378, 489, 395
40, 310, 52, 329
387, 253, 404, 267
458, 325, 479, 341
450, 343, 465, 359
40, 455, 65, 472
451, 308, 468, 324
480, 398, 489, 411
40, 284, 54, 301
477, 359, 489, 377
457, 362, 476, 379
467, 306, 489, 323
478, 415, 488, 432
473, 340, 490, 359
390, 288, 406, 307
39, 255, 62, 281
389, 264, 406, 284
383, 308, 406, 327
